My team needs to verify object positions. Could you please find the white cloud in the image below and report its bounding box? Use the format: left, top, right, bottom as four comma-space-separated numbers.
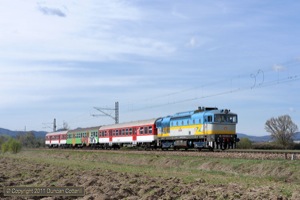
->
289, 107, 296, 112
0, 0, 175, 63
186, 36, 211, 48
272, 65, 286, 72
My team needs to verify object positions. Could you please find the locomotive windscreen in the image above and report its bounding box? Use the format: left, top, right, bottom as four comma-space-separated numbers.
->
214, 114, 237, 123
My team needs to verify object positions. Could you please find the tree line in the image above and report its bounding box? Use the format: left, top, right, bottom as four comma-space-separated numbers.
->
0, 132, 45, 154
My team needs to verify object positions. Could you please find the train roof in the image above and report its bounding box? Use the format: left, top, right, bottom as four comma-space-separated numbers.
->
68, 126, 101, 133
46, 130, 68, 136
169, 107, 236, 120
99, 118, 157, 130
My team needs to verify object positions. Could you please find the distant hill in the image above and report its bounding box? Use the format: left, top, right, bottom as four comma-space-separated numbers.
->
0, 128, 47, 138
237, 132, 300, 142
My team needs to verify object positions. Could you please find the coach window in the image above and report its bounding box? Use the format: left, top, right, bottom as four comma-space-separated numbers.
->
140, 127, 144, 134
149, 126, 152, 134
129, 128, 132, 135
116, 130, 119, 136
176, 121, 178, 126
125, 129, 128, 135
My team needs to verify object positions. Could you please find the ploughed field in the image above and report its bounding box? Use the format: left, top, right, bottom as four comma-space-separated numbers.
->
0, 149, 300, 200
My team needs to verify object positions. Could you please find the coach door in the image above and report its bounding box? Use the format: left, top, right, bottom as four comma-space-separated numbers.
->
109, 130, 113, 146
203, 115, 212, 135
132, 128, 137, 146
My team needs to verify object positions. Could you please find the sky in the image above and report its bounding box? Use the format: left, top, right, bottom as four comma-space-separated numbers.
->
0, 0, 300, 136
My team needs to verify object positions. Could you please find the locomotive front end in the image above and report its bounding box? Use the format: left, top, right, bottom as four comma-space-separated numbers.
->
203, 109, 238, 149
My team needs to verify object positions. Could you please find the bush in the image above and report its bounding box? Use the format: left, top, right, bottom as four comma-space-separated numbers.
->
1, 142, 9, 153
9, 139, 22, 153
292, 143, 300, 150
252, 142, 286, 150
236, 138, 253, 149
1, 138, 22, 154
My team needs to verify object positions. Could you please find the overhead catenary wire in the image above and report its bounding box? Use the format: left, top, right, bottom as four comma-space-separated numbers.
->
55, 58, 300, 126
124, 59, 300, 112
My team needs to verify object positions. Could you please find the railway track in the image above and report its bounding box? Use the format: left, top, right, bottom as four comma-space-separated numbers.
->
37, 148, 300, 160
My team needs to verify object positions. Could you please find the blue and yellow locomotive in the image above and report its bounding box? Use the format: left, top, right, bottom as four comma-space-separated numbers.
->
156, 107, 238, 150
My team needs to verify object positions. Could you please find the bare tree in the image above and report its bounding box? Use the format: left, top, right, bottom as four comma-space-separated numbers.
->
265, 115, 298, 149
63, 121, 70, 130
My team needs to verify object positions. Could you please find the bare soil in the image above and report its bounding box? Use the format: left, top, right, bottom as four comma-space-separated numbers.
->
0, 149, 299, 200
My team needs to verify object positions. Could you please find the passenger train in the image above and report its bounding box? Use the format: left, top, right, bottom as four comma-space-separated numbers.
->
45, 107, 239, 150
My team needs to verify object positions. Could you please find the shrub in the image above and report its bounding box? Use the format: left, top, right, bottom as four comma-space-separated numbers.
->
9, 139, 22, 154
1, 138, 22, 154
236, 138, 253, 149
252, 142, 285, 150
292, 143, 300, 150
1, 142, 9, 153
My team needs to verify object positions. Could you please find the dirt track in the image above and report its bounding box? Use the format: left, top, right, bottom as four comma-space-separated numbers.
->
1, 150, 300, 200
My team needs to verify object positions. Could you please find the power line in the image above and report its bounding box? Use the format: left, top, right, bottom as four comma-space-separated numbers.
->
125, 59, 300, 112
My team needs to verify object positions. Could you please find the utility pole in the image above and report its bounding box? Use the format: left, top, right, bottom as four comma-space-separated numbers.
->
53, 118, 56, 132
92, 101, 119, 124
42, 118, 57, 132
